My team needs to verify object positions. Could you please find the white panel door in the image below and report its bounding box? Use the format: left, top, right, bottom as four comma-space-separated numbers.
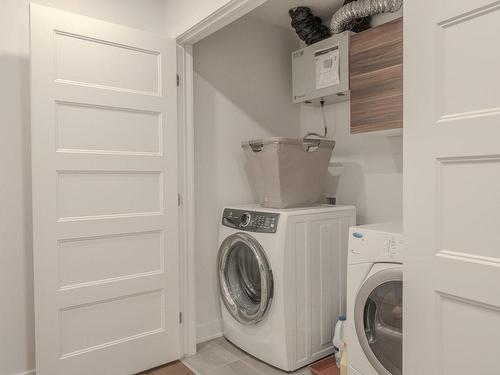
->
30, 5, 179, 375
404, 1, 500, 374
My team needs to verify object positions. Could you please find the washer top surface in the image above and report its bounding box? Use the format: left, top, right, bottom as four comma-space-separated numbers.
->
223, 204, 355, 214
221, 204, 356, 235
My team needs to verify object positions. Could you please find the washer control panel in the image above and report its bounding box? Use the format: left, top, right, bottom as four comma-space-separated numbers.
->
222, 208, 279, 233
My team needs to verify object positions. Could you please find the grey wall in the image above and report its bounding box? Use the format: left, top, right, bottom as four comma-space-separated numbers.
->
193, 15, 300, 341
300, 102, 403, 225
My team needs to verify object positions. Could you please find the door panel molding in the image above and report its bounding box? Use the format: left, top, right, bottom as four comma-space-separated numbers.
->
404, 0, 500, 373
31, 4, 179, 374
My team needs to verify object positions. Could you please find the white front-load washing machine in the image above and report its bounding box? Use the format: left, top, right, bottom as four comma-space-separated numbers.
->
345, 222, 403, 375
217, 204, 355, 371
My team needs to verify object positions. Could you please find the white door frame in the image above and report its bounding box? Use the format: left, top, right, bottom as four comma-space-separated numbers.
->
176, 0, 267, 356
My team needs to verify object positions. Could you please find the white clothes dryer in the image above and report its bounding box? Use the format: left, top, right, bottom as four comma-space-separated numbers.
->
345, 222, 403, 375
217, 204, 355, 371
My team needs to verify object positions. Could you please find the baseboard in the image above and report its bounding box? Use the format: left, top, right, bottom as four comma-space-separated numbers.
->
196, 319, 223, 343
11, 370, 35, 375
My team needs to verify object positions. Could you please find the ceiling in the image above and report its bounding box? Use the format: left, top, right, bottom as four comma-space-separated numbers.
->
248, 0, 345, 30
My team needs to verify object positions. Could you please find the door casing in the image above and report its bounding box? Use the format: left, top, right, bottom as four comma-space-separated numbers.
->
175, 0, 269, 355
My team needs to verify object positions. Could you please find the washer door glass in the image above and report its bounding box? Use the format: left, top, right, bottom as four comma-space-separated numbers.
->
218, 233, 273, 325
355, 267, 402, 375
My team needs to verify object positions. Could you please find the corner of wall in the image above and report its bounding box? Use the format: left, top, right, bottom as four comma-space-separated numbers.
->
196, 319, 223, 344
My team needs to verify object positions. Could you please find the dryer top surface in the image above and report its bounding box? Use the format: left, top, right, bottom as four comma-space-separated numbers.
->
350, 221, 402, 235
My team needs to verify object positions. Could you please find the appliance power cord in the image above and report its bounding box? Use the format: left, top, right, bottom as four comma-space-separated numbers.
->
303, 100, 335, 141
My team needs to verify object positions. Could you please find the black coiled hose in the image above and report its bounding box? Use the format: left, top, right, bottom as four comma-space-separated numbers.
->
289, 2, 372, 44
288, 7, 331, 45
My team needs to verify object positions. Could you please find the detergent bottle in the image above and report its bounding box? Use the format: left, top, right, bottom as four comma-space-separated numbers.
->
333, 315, 346, 367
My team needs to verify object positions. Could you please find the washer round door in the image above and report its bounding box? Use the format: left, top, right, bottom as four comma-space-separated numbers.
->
217, 232, 273, 325
354, 266, 403, 375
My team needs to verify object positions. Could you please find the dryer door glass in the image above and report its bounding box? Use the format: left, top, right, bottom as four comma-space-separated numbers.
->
218, 233, 273, 325
355, 267, 402, 375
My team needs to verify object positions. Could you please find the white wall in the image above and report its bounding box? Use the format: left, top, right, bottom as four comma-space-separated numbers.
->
300, 102, 403, 224
0, 4, 33, 375
164, 0, 233, 37
0, 1, 168, 374
193, 16, 300, 342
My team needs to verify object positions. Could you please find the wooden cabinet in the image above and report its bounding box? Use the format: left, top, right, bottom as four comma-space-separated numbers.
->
350, 18, 403, 134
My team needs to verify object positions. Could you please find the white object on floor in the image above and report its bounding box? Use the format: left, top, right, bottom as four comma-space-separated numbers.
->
217, 204, 355, 371
344, 222, 403, 375
332, 315, 346, 367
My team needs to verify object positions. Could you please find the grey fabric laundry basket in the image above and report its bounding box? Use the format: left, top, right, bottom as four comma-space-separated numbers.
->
242, 137, 335, 208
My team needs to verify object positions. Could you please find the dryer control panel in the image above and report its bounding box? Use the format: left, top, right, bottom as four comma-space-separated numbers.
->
222, 208, 280, 233
348, 222, 403, 264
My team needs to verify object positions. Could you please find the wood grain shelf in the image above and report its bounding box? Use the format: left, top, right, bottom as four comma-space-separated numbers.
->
137, 361, 193, 375
350, 17, 403, 134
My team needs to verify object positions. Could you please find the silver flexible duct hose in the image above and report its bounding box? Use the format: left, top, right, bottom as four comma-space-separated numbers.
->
330, 0, 403, 34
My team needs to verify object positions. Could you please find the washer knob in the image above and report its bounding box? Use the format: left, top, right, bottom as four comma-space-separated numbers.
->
240, 212, 251, 227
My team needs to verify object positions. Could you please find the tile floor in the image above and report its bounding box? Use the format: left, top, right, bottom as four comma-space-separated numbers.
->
182, 337, 312, 375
